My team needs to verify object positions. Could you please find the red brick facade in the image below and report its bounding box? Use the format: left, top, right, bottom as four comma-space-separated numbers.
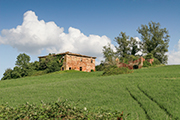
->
116, 57, 154, 69
39, 52, 96, 72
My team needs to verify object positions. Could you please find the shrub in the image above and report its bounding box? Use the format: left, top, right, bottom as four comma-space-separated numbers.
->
123, 58, 129, 64
95, 62, 106, 71
0, 100, 124, 119
91, 69, 94, 72
143, 60, 151, 67
102, 65, 133, 76
152, 58, 161, 65
145, 53, 154, 59
129, 55, 139, 61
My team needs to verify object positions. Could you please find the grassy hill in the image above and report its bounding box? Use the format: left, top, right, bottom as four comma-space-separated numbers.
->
0, 65, 180, 119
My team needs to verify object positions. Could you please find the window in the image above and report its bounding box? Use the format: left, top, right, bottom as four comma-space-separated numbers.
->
80, 67, 82, 71
69, 67, 71, 70
80, 58, 82, 62
91, 59, 93, 63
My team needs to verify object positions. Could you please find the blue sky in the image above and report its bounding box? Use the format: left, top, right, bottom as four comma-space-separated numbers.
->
0, 0, 180, 79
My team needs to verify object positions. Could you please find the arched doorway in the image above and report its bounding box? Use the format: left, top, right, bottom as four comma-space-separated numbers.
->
133, 65, 139, 69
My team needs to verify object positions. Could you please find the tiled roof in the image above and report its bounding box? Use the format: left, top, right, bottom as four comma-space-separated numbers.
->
38, 51, 96, 59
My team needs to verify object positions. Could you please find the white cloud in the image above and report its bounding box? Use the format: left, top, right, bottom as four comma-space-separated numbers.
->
0, 11, 114, 64
168, 39, 180, 64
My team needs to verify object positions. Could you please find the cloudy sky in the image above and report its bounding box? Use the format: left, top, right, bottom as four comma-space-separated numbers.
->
0, 0, 180, 78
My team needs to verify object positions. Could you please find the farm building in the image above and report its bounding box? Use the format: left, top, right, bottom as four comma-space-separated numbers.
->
38, 51, 96, 72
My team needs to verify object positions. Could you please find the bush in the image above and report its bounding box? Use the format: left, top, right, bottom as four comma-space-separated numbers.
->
152, 58, 161, 65
145, 53, 154, 59
143, 60, 151, 67
95, 62, 106, 71
129, 55, 139, 61
102, 65, 133, 76
91, 69, 94, 72
0, 100, 124, 119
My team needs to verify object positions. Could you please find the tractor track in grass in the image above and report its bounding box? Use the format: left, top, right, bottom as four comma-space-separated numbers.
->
126, 88, 151, 120
137, 85, 179, 120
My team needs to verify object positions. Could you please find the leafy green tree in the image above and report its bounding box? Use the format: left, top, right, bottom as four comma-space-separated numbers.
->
102, 43, 116, 65
95, 61, 106, 71
145, 53, 154, 59
137, 21, 170, 64
15, 53, 30, 68
32, 61, 40, 70
1, 68, 13, 80
103, 32, 142, 65
45, 55, 63, 73
39, 54, 63, 73
114, 32, 130, 58
39, 58, 47, 70
11, 66, 21, 79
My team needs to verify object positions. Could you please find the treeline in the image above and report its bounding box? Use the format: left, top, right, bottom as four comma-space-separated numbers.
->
1, 53, 63, 80
96, 21, 169, 73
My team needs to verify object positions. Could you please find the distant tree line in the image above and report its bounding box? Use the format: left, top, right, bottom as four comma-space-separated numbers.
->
1, 53, 63, 80
96, 21, 169, 71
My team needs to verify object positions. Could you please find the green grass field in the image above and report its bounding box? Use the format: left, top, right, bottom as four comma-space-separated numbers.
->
0, 65, 180, 119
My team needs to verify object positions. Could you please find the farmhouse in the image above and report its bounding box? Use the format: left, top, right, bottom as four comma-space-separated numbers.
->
38, 51, 96, 72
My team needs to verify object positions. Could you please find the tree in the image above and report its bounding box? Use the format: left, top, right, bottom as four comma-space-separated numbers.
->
137, 21, 170, 64
11, 66, 22, 79
15, 53, 30, 68
103, 32, 142, 64
102, 43, 116, 65
46, 55, 62, 73
1, 68, 13, 80
39, 54, 63, 73
114, 32, 130, 59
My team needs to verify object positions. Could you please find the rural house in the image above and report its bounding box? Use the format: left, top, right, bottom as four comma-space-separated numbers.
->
38, 51, 96, 72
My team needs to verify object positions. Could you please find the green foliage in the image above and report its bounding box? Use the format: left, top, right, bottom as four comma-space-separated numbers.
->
45, 55, 63, 73
137, 21, 170, 64
32, 61, 40, 70
0, 65, 180, 119
114, 32, 131, 58
143, 60, 151, 67
39, 54, 63, 73
11, 66, 22, 79
122, 58, 129, 64
145, 53, 154, 59
95, 62, 106, 71
15, 53, 30, 68
0, 100, 124, 120
39, 58, 47, 70
1, 53, 64, 80
129, 55, 139, 61
102, 43, 116, 65
102, 65, 132, 76
1, 68, 13, 80
103, 32, 142, 66
152, 58, 161, 65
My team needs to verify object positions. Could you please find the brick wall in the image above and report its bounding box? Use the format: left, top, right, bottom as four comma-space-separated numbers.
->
62, 55, 95, 72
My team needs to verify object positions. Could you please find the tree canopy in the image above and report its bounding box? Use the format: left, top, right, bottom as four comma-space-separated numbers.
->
137, 21, 170, 64
15, 53, 30, 68
1, 53, 63, 80
114, 32, 130, 58
102, 21, 169, 66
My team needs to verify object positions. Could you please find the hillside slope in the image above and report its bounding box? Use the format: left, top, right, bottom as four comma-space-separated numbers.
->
0, 65, 180, 119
